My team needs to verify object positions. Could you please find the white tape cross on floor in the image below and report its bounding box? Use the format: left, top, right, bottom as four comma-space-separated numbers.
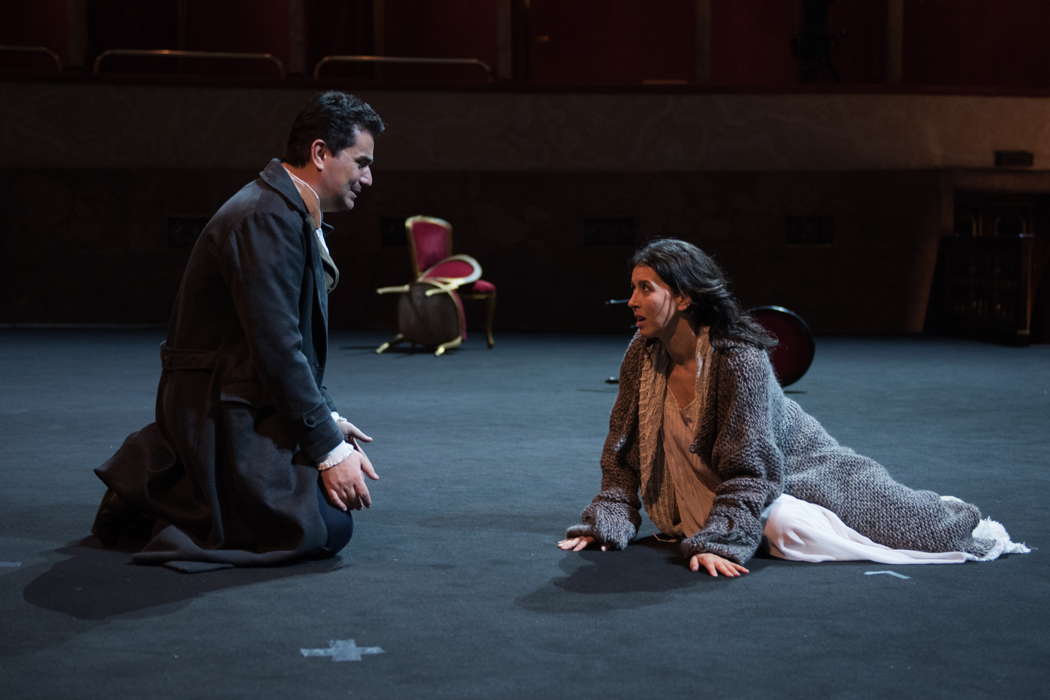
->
300, 639, 385, 662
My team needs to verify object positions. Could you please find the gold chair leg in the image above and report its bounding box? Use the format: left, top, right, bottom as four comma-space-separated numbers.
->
434, 336, 463, 357
485, 292, 497, 348
376, 333, 405, 354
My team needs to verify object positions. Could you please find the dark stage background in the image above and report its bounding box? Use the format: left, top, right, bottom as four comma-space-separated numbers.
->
2, 0, 1050, 338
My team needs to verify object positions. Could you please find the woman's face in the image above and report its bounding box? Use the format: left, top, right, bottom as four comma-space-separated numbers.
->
628, 265, 690, 338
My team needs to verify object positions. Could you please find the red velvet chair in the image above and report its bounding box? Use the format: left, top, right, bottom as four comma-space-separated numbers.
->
375, 215, 496, 355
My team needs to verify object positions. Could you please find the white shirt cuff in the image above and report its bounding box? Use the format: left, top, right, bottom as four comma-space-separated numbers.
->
318, 440, 354, 470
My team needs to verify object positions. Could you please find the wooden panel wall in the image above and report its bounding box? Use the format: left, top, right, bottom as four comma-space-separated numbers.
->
4, 83, 1050, 333
0, 1, 80, 64
525, 0, 696, 84
7, 1, 1050, 89
903, 0, 1050, 88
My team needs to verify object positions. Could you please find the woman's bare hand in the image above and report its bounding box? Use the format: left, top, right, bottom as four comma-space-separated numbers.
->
689, 552, 749, 577
557, 536, 608, 552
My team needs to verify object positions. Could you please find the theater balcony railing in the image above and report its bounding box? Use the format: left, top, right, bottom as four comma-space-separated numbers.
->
0, 44, 63, 74
92, 49, 285, 80
313, 55, 494, 85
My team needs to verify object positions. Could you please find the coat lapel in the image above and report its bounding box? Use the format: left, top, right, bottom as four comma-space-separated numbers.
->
314, 228, 331, 324
259, 159, 331, 369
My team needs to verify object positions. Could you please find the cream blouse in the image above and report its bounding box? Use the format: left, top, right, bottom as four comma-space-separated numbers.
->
659, 388, 723, 537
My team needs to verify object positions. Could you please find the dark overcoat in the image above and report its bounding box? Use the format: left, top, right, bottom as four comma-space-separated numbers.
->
96, 159, 345, 565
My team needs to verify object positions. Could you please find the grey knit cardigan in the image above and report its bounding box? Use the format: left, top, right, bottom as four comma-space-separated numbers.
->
566, 333, 993, 564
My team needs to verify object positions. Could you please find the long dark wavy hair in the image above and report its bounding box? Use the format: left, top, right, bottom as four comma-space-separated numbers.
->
630, 238, 776, 351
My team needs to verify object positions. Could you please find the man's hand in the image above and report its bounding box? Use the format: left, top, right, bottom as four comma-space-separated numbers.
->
337, 419, 373, 445
321, 448, 379, 511
688, 552, 749, 577
557, 535, 608, 552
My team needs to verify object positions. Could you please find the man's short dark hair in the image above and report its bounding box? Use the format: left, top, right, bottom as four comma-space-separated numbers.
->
284, 91, 385, 166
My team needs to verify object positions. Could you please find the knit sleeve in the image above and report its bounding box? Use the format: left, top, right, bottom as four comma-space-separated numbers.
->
565, 335, 645, 550
679, 345, 785, 565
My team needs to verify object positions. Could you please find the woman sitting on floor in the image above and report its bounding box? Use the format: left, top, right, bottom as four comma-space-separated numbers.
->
558, 238, 1028, 577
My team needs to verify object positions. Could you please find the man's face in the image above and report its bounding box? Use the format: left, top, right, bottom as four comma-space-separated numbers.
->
318, 129, 375, 213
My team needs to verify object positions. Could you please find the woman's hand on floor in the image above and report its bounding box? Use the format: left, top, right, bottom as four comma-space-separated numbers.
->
557, 536, 608, 552
689, 552, 749, 577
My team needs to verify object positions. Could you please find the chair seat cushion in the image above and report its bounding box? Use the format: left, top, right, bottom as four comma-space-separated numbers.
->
470, 279, 496, 294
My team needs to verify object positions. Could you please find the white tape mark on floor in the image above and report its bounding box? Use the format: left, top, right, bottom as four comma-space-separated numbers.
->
0, 562, 23, 568
301, 639, 385, 662
864, 570, 911, 580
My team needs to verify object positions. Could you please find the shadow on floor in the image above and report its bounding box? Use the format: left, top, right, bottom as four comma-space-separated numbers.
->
21, 538, 343, 621
515, 537, 774, 614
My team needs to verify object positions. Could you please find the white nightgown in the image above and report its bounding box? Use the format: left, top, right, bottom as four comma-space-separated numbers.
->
658, 387, 1029, 564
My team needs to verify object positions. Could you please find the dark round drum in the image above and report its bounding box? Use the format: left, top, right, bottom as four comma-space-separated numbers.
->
748, 305, 815, 387
397, 282, 462, 347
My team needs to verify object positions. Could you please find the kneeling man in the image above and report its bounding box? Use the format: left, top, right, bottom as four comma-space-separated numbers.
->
93, 91, 384, 567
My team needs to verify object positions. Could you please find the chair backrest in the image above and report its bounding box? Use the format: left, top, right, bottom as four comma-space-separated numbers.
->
406, 215, 453, 278
421, 254, 482, 286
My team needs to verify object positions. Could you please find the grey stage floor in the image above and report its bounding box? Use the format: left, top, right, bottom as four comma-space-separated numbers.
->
0, 329, 1047, 699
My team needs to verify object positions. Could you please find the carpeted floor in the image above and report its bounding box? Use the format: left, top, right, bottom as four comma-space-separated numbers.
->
1, 329, 1046, 699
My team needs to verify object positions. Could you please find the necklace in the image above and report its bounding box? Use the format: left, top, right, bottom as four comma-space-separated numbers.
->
284, 166, 323, 229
